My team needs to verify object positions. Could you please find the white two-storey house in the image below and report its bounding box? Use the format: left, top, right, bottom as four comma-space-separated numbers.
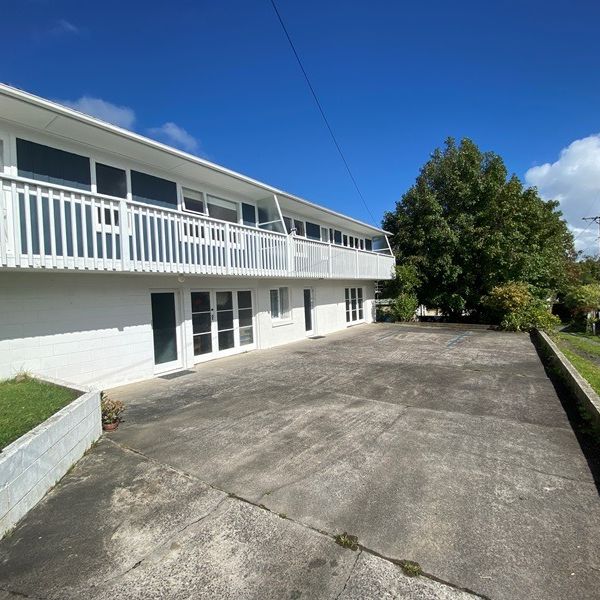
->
0, 84, 395, 389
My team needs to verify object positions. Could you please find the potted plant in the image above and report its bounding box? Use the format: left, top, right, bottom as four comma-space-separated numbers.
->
101, 392, 124, 431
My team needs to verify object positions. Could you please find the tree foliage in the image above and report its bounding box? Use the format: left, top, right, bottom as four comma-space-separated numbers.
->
383, 138, 575, 317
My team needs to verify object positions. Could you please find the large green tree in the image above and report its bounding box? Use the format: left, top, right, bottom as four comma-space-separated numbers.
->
382, 138, 575, 317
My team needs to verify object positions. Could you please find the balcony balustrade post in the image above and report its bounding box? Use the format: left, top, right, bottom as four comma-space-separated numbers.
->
355, 247, 359, 278
118, 199, 130, 271
224, 221, 231, 274
287, 235, 294, 276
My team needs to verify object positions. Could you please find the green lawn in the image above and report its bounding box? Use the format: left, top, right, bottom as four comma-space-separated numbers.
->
552, 332, 600, 396
0, 376, 78, 450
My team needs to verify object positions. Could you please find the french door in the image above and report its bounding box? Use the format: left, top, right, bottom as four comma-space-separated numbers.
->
191, 289, 255, 361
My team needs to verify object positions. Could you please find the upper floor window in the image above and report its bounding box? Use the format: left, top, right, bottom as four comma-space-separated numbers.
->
17, 138, 91, 191
242, 203, 257, 227
334, 230, 342, 245
365, 239, 373, 251
343, 234, 348, 246
131, 170, 177, 209
321, 227, 329, 242
207, 195, 237, 223
306, 221, 320, 241
96, 163, 127, 198
283, 216, 293, 233
294, 219, 305, 237
183, 188, 206, 214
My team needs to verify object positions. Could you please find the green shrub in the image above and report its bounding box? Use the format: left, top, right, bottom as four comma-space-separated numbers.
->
500, 300, 560, 332
392, 292, 419, 322
484, 282, 560, 331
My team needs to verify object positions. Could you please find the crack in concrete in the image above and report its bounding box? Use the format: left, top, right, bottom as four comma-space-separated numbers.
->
334, 548, 362, 600
0, 586, 47, 599
105, 437, 486, 598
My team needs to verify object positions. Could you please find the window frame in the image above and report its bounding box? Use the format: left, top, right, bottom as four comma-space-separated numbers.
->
270, 286, 292, 323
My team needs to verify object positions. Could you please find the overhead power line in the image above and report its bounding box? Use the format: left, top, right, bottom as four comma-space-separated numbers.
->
268, 0, 377, 225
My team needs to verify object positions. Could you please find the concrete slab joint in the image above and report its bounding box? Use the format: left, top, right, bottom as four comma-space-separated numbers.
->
0, 382, 102, 538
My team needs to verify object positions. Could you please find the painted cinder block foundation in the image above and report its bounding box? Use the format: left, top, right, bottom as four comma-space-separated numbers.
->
0, 385, 101, 538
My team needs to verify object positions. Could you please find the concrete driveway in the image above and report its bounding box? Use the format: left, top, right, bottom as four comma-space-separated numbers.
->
1, 323, 599, 599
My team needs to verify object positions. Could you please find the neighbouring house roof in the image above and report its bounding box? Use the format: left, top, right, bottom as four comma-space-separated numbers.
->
0, 83, 390, 237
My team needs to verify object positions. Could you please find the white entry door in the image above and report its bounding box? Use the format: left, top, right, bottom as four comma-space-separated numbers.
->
190, 289, 256, 361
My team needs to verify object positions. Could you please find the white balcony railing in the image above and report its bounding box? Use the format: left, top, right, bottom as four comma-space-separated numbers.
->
0, 176, 395, 280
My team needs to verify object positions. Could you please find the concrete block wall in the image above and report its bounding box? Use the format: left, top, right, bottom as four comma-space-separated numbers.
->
0, 271, 376, 389
0, 387, 101, 538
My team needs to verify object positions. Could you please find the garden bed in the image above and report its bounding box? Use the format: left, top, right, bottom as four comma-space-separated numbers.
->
0, 376, 78, 450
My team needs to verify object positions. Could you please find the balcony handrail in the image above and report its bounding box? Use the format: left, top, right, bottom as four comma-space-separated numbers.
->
0, 174, 395, 279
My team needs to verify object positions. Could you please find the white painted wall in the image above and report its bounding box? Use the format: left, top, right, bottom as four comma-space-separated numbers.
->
0, 271, 375, 389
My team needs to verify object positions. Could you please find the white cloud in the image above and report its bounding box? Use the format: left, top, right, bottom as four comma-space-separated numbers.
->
51, 19, 80, 36
147, 122, 199, 154
60, 96, 136, 129
525, 134, 600, 254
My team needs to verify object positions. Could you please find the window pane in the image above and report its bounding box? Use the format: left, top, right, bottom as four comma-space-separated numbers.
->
351, 288, 357, 300
96, 163, 127, 198
346, 310, 351, 323
345, 288, 350, 300
283, 216, 293, 234
237, 290, 252, 309
217, 310, 234, 331
191, 291, 211, 312
218, 330, 235, 350
365, 239, 372, 251
194, 334, 212, 355
216, 291, 233, 310
17, 138, 91, 190
239, 308, 253, 327
359, 239, 364, 250
239, 326, 254, 346
207, 195, 237, 223
279, 287, 290, 317
321, 227, 329, 242
242, 203, 257, 227
270, 289, 280, 318
343, 234, 348, 246
294, 220, 305, 236
334, 230, 342, 245
306, 222, 320, 240
131, 170, 177, 208
184, 189, 205, 214
357, 288, 363, 300
192, 312, 211, 334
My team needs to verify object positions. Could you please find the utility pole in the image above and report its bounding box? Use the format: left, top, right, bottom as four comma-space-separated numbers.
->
582, 216, 600, 255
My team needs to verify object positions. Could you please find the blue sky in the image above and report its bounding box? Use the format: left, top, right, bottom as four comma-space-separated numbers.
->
4, 1, 600, 249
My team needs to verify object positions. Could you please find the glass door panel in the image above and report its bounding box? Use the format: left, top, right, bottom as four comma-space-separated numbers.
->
303, 288, 313, 333
216, 291, 235, 351
237, 290, 254, 346
191, 291, 212, 355
151, 292, 178, 366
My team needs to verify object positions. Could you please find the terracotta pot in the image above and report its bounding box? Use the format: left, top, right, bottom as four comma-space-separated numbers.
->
102, 421, 119, 431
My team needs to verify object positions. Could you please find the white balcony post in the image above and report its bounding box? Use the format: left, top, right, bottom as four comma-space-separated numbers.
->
287, 235, 294, 276
328, 243, 332, 278
355, 247, 359, 278
224, 221, 231, 274
119, 199, 130, 271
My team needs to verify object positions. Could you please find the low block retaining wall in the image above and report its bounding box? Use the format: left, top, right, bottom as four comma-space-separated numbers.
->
534, 329, 600, 430
0, 385, 101, 537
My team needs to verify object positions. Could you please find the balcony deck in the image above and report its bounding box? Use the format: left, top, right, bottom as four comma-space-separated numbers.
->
0, 176, 395, 280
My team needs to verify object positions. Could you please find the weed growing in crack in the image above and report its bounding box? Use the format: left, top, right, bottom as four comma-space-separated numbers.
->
400, 559, 422, 577
335, 532, 359, 551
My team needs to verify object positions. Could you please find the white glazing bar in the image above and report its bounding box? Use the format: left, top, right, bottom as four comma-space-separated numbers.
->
70, 192, 79, 266
90, 196, 98, 269
23, 184, 33, 265
35, 187, 44, 265
99, 199, 107, 269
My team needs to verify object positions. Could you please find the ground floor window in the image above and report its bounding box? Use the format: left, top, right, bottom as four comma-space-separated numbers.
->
270, 287, 290, 321
345, 287, 364, 323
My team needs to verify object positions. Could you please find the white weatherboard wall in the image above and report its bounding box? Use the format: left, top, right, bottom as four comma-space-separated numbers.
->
0, 271, 375, 389
0, 387, 101, 537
